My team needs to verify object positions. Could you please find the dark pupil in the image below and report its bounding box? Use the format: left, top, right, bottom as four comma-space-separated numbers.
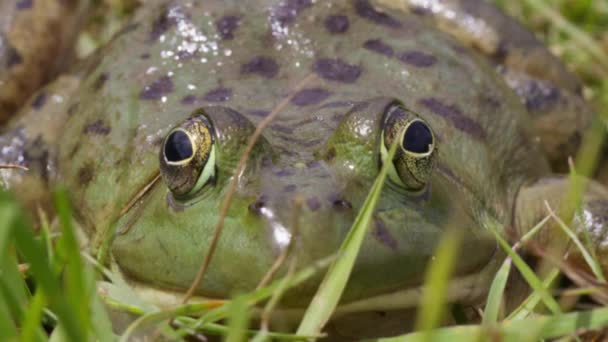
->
164, 130, 193, 162
402, 121, 433, 154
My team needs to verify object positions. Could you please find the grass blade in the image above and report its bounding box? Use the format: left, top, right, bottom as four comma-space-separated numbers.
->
490, 227, 562, 314
226, 295, 250, 342
482, 257, 511, 325
296, 138, 400, 337
414, 229, 462, 334
372, 306, 608, 342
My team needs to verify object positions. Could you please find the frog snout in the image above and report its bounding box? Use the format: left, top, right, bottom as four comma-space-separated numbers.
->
248, 168, 356, 256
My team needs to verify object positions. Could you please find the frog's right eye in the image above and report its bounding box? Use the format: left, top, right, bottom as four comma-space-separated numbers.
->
380, 103, 437, 191
159, 113, 216, 199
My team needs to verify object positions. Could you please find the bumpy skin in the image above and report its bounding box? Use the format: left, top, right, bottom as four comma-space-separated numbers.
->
0, 0, 83, 123
0, 0, 607, 338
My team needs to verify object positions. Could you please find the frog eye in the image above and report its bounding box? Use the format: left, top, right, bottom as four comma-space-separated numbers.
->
381, 103, 437, 191
159, 113, 216, 198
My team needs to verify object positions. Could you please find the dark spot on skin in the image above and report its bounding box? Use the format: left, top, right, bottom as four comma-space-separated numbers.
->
293, 117, 318, 126
6, 45, 22, 67
493, 41, 509, 61
140, 53, 150, 59
262, 155, 273, 167
363, 39, 394, 57
319, 100, 356, 109
274, 168, 295, 177
181, 95, 197, 105
67, 102, 79, 116
249, 109, 271, 117
325, 15, 349, 33
148, 6, 178, 42
283, 184, 297, 192
306, 160, 320, 168
31, 93, 47, 110
78, 163, 95, 186
372, 216, 398, 250
398, 51, 437, 67
93, 73, 109, 91
291, 88, 332, 106
325, 147, 336, 162
202, 87, 232, 102
270, 124, 294, 134
351, 101, 370, 112
139, 76, 174, 100
276, 147, 298, 157
354, 0, 402, 28
306, 197, 321, 211
313, 58, 361, 83
270, 0, 313, 26
115, 22, 140, 38
216, 15, 240, 40
241, 56, 279, 78
515, 79, 561, 111
418, 98, 486, 140
23, 136, 49, 183
83, 120, 111, 135
410, 5, 431, 16
16, 0, 33, 10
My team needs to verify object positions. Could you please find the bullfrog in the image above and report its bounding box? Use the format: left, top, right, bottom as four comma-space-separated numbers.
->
1, 0, 607, 338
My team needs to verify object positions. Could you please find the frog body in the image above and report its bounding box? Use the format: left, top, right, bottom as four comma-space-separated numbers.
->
0, 0, 85, 123
1, 0, 607, 338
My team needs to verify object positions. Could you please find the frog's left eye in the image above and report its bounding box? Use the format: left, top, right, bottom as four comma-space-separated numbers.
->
159, 113, 216, 198
381, 103, 437, 191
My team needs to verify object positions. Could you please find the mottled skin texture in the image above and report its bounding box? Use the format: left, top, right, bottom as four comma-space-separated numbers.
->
0, 0, 84, 123
1, 0, 608, 338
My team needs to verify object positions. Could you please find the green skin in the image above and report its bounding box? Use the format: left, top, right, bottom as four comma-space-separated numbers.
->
1, 0, 608, 337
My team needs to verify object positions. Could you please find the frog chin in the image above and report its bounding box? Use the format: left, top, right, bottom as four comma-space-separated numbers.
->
107, 249, 502, 319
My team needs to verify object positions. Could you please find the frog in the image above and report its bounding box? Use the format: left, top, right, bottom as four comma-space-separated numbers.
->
1, 0, 607, 339
0, 0, 86, 124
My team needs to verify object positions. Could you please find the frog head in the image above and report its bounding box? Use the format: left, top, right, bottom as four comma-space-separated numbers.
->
112, 97, 498, 307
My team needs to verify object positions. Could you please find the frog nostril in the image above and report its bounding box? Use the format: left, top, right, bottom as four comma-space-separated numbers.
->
332, 198, 352, 210
248, 199, 266, 214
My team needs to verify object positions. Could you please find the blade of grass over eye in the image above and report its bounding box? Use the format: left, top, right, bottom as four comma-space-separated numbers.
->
414, 229, 462, 336
371, 306, 608, 342
226, 295, 250, 342
296, 137, 400, 337
489, 227, 562, 314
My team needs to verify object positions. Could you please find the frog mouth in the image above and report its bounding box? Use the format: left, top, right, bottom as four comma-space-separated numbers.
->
108, 250, 502, 320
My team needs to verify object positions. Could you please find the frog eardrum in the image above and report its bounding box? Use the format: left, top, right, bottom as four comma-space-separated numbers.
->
159, 111, 216, 198
381, 103, 437, 191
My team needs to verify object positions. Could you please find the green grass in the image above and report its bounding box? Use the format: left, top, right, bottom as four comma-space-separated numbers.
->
3, 0, 608, 341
